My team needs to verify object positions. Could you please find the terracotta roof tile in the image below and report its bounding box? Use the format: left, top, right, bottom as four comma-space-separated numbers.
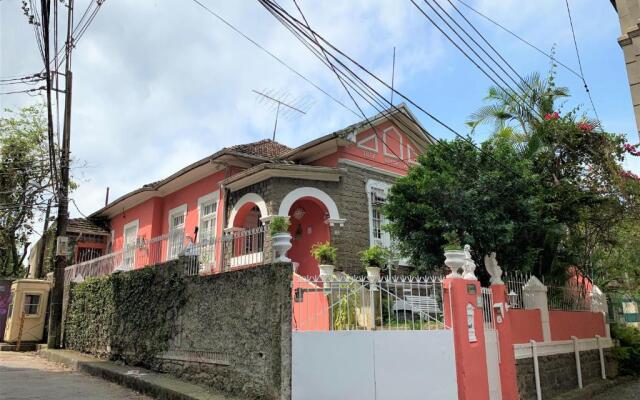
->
68, 218, 110, 235
227, 139, 291, 159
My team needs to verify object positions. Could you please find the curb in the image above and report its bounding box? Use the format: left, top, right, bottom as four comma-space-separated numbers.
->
37, 348, 240, 400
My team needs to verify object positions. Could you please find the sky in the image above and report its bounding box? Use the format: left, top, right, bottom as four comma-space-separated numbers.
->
1, 0, 639, 222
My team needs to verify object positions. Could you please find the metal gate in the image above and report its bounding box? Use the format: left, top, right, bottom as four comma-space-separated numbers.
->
291, 275, 458, 400
481, 287, 502, 400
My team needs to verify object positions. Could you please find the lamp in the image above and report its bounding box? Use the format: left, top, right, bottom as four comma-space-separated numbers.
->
507, 290, 518, 308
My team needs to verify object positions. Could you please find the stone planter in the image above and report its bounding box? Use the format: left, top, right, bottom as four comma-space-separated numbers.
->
272, 232, 292, 262
444, 249, 465, 278
319, 264, 335, 277
366, 266, 381, 283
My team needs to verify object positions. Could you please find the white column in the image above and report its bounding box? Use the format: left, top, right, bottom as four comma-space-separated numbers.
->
523, 276, 551, 342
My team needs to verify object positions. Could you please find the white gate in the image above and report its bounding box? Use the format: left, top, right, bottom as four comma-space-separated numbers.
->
291, 275, 458, 400
481, 287, 502, 400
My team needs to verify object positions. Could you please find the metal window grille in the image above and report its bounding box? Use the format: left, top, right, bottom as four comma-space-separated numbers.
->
292, 275, 447, 331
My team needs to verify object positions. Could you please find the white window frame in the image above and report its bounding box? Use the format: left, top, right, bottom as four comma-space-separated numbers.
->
366, 180, 392, 248
197, 191, 219, 242
167, 204, 187, 259
22, 292, 42, 317
122, 220, 139, 269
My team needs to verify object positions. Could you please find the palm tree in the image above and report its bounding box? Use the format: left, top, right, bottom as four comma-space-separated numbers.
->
467, 72, 569, 139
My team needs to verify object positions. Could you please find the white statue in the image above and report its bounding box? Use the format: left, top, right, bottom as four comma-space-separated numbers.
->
484, 252, 504, 285
462, 244, 477, 280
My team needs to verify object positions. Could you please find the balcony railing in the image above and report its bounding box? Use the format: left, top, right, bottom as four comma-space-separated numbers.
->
64, 225, 268, 284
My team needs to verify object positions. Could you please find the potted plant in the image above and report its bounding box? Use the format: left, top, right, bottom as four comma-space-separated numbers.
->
359, 245, 389, 282
310, 242, 337, 277
270, 216, 292, 263
442, 231, 464, 278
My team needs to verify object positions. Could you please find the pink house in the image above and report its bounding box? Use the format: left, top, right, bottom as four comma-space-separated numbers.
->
80, 105, 435, 277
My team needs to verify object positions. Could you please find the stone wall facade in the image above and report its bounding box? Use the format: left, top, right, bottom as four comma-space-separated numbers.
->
226, 161, 399, 275
516, 349, 617, 400
64, 261, 292, 400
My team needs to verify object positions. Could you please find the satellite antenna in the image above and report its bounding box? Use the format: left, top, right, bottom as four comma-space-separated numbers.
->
253, 89, 313, 140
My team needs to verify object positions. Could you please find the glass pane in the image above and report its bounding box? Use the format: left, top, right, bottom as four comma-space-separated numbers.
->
23, 294, 40, 315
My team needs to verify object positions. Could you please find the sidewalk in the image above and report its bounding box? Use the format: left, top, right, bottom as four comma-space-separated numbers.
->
37, 348, 240, 400
0, 351, 149, 400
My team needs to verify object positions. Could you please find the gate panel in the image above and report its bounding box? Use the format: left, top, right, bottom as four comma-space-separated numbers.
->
482, 288, 502, 400
292, 330, 458, 400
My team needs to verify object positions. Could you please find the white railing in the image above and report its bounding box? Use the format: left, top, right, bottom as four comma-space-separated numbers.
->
293, 274, 447, 331
481, 287, 496, 331
64, 225, 267, 283
504, 270, 537, 309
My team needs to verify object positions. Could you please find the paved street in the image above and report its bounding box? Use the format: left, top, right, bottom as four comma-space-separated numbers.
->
592, 378, 640, 400
0, 352, 150, 400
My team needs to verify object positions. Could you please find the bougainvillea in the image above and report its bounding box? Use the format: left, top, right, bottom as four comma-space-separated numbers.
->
577, 122, 594, 132
544, 111, 560, 121
624, 143, 640, 156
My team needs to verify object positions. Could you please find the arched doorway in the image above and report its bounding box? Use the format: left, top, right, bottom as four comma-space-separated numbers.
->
286, 197, 331, 277
226, 193, 268, 268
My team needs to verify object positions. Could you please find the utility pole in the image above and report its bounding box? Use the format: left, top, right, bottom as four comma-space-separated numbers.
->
35, 199, 52, 279
41, 0, 58, 189
48, 0, 74, 348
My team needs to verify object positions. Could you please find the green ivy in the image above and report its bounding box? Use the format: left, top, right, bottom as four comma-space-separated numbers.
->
64, 262, 187, 367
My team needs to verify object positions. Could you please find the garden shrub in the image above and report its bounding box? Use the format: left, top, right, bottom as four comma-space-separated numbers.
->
611, 323, 640, 376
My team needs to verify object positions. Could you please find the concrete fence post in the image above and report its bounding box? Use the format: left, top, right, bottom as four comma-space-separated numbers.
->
443, 277, 490, 400
523, 276, 551, 342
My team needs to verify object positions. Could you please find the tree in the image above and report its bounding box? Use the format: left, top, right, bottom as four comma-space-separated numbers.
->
0, 105, 54, 277
386, 71, 639, 283
384, 138, 547, 276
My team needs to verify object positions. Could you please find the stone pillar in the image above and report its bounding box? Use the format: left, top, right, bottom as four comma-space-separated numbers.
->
443, 277, 490, 400
523, 276, 551, 342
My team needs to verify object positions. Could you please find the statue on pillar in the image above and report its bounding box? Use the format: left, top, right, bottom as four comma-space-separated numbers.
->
484, 252, 504, 285
462, 244, 477, 281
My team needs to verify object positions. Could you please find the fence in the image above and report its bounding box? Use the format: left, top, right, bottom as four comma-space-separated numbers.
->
504, 270, 536, 309
292, 274, 446, 331
547, 285, 591, 312
64, 225, 267, 284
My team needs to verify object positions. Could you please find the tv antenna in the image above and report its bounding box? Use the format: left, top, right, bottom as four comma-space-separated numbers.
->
253, 89, 312, 140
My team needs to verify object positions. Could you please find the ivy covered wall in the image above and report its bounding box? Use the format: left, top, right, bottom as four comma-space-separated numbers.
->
63, 261, 292, 400
64, 261, 187, 364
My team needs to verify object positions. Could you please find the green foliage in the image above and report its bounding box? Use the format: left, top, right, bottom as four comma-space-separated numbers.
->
442, 231, 462, 251
310, 242, 337, 265
64, 263, 187, 367
611, 323, 640, 376
0, 105, 51, 277
386, 70, 639, 282
269, 216, 290, 235
359, 245, 389, 269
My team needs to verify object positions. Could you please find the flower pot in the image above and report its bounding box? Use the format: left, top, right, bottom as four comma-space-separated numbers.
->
272, 232, 292, 263
444, 249, 465, 279
318, 264, 335, 277
366, 266, 381, 283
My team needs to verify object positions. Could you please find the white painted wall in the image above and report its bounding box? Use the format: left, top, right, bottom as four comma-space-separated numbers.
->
292, 330, 458, 400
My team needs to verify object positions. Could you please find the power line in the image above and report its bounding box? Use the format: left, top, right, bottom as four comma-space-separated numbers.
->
0, 87, 45, 96
564, 0, 603, 129
189, 0, 359, 117
453, 0, 582, 79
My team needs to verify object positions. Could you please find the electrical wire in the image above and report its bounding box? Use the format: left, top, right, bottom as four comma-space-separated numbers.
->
190, 0, 359, 118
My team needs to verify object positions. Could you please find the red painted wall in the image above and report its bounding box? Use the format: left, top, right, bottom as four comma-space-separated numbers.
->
510, 309, 544, 344
491, 285, 519, 400
292, 273, 329, 331
287, 198, 330, 277
160, 171, 225, 239
312, 121, 419, 175
110, 197, 163, 252
549, 311, 606, 340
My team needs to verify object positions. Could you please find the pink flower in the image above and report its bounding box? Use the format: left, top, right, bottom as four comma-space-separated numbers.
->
577, 122, 594, 132
621, 170, 640, 181
544, 112, 560, 121
623, 143, 640, 156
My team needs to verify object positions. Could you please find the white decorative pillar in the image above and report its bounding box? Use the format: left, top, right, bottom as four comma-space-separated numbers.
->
590, 285, 610, 338
523, 276, 551, 342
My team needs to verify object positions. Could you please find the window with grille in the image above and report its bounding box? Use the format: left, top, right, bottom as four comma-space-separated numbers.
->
168, 206, 187, 260
23, 294, 41, 316
368, 183, 390, 247
199, 201, 217, 243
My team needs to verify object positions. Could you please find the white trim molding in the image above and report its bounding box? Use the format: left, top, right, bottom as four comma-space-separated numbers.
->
277, 187, 343, 224
227, 192, 268, 228
366, 179, 392, 248
382, 127, 403, 159
514, 337, 613, 360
